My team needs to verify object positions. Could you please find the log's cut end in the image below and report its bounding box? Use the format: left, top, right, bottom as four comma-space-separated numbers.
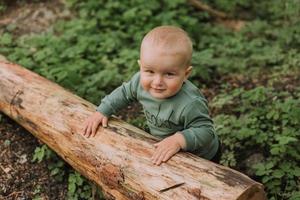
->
237, 184, 267, 200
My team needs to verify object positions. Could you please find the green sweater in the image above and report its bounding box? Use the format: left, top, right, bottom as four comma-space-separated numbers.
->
96, 72, 219, 160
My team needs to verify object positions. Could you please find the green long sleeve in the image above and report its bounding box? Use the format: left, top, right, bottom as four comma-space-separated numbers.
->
180, 99, 218, 159
96, 72, 139, 117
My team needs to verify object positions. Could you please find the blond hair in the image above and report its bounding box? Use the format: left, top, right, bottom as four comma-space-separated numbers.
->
140, 26, 193, 66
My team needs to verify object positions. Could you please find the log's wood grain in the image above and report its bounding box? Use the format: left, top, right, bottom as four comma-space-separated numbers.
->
0, 61, 267, 200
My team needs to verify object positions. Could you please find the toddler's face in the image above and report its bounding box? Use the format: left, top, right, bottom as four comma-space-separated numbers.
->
139, 47, 192, 99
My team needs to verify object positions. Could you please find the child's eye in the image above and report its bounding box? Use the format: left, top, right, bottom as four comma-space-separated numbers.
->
145, 70, 154, 74
165, 72, 175, 77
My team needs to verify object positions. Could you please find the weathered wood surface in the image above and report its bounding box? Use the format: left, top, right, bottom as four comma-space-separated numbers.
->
0, 61, 266, 200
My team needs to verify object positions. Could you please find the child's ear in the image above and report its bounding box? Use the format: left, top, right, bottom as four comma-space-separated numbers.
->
185, 66, 193, 79
137, 60, 141, 67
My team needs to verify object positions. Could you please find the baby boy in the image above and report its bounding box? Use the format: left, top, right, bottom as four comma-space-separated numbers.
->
82, 26, 220, 165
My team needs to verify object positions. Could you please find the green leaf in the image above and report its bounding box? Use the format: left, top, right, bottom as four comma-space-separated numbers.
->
262, 176, 272, 183
68, 182, 76, 194
292, 167, 300, 176
276, 135, 297, 145
50, 168, 60, 176
266, 162, 275, 170
75, 174, 83, 186
272, 170, 285, 178
32, 146, 45, 163
290, 191, 300, 200
279, 163, 292, 172
270, 147, 280, 155
0, 33, 12, 45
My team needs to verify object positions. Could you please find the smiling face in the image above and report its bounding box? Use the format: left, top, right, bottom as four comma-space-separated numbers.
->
139, 46, 192, 99
139, 26, 193, 99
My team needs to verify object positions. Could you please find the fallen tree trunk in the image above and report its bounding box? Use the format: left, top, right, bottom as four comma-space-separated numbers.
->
0, 61, 266, 200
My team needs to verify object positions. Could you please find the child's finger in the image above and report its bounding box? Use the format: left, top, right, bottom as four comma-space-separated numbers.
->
162, 150, 174, 162
151, 147, 163, 164
102, 117, 108, 128
151, 144, 162, 161
155, 149, 169, 165
151, 146, 160, 160
82, 122, 88, 135
91, 121, 99, 137
81, 118, 89, 134
82, 121, 89, 136
85, 121, 92, 137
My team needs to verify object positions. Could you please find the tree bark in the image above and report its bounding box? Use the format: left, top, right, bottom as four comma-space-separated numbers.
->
0, 61, 266, 200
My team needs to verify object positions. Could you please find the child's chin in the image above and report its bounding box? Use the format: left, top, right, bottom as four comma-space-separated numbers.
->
150, 92, 170, 99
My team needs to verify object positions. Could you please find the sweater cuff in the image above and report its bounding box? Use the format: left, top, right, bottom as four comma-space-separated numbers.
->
96, 104, 114, 117
180, 129, 195, 152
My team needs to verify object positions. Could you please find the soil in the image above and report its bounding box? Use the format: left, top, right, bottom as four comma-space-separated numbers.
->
0, 0, 71, 36
0, 115, 67, 200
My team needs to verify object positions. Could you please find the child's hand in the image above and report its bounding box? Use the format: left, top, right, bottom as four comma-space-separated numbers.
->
82, 112, 108, 138
151, 132, 186, 166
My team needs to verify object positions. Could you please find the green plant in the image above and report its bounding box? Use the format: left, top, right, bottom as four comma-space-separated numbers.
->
32, 144, 53, 163
31, 144, 66, 181
31, 145, 100, 199
48, 160, 66, 182
32, 185, 43, 200
67, 171, 95, 200
212, 86, 300, 199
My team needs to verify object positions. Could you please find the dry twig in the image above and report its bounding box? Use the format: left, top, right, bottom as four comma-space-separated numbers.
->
187, 0, 246, 31
188, 0, 228, 19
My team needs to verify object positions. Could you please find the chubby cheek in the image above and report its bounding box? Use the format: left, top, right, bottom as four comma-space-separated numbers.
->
167, 80, 183, 94
140, 76, 151, 91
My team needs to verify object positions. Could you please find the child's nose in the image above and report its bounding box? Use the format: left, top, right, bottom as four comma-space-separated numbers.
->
152, 75, 163, 86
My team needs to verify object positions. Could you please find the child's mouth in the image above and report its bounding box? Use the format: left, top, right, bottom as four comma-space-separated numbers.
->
152, 88, 165, 92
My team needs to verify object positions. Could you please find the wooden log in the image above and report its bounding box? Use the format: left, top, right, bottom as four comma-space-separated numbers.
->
0, 61, 266, 200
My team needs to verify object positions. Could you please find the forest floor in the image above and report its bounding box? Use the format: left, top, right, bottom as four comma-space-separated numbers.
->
0, 116, 68, 200
1, 1, 299, 200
